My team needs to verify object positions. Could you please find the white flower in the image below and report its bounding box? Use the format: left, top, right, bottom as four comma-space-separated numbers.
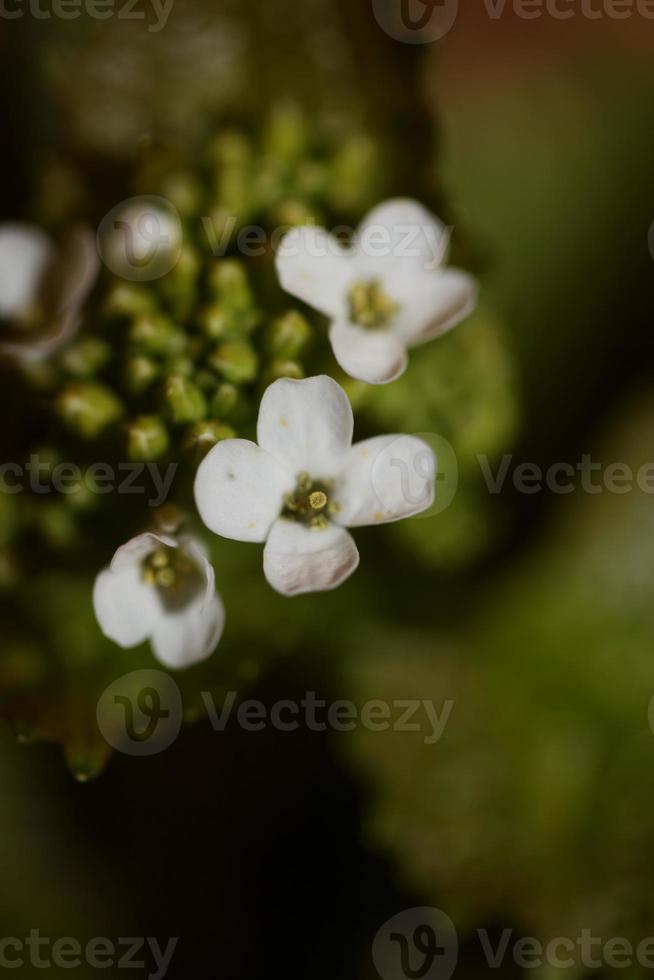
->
275, 198, 478, 385
93, 532, 225, 669
0, 223, 99, 363
194, 375, 435, 597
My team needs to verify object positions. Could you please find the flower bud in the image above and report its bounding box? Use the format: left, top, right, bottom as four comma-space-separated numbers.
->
207, 340, 258, 385
158, 244, 200, 319
163, 375, 207, 425
104, 283, 157, 319
207, 260, 253, 310
126, 415, 170, 461
159, 171, 203, 217
197, 303, 231, 340
56, 382, 124, 439
265, 311, 311, 359
328, 135, 382, 213
263, 101, 306, 163
211, 382, 239, 418
182, 420, 236, 461
129, 313, 186, 358
125, 355, 159, 394
261, 359, 304, 387
61, 338, 111, 378
208, 130, 252, 169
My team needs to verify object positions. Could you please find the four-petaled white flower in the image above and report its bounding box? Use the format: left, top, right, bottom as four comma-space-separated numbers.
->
194, 375, 435, 596
93, 532, 225, 669
275, 198, 478, 385
0, 223, 98, 363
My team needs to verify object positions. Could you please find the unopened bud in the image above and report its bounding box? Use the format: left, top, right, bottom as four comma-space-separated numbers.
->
263, 101, 306, 163
125, 355, 159, 394
163, 375, 207, 425
61, 338, 111, 378
126, 415, 170, 461
182, 420, 236, 461
265, 311, 311, 359
56, 382, 124, 439
104, 282, 157, 319
129, 313, 186, 358
211, 382, 239, 418
262, 359, 304, 387
207, 340, 258, 385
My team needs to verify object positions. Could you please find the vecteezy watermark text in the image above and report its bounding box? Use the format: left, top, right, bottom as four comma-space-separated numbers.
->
0, 456, 177, 507
202, 691, 453, 745
96, 671, 455, 756
0, 931, 177, 979
0, 0, 174, 32
373, 907, 654, 980
372, 0, 654, 46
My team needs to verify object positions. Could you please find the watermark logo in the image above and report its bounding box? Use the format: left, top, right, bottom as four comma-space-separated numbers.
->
97, 195, 182, 282
373, 908, 459, 980
371, 433, 458, 521
372, 0, 459, 43
96, 669, 182, 757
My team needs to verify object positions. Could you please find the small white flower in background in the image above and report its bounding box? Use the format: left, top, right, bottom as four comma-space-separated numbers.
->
93, 532, 225, 669
194, 375, 435, 597
275, 198, 478, 385
0, 223, 98, 363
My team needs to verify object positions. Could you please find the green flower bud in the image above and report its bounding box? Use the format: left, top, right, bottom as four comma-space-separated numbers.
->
158, 244, 200, 320
197, 303, 231, 340
265, 310, 312, 359
61, 338, 111, 378
207, 130, 252, 168
129, 313, 187, 358
328, 135, 381, 213
263, 101, 306, 163
211, 382, 239, 418
295, 161, 328, 198
56, 382, 124, 439
208, 260, 253, 312
165, 355, 194, 378
194, 370, 219, 393
182, 420, 236, 461
207, 340, 258, 385
125, 355, 159, 394
126, 415, 171, 461
160, 171, 203, 216
104, 283, 157, 319
262, 359, 304, 387
271, 199, 320, 229
215, 166, 254, 220
163, 375, 207, 425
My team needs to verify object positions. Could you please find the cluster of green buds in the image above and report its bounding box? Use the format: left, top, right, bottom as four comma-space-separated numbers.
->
4, 103, 385, 569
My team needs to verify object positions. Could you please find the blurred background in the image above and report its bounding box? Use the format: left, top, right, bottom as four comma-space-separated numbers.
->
1, 1, 654, 977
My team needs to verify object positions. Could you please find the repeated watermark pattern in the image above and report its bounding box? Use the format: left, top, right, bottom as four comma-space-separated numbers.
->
95, 195, 453, 281
96, 670, 454, 756
373, 907, 654, 979
371, 0, 654, 44
0, 457, 177, 507
0, 0, 173, 29
0, 932, 177, 979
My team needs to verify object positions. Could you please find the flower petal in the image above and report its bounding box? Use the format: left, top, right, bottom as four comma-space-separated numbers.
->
275, 226, 352, 318
0, 224, 52, 319
257, 376, 353, 475
93, 565, 160, 649
194, 438, 294, 543
397, 268, 478, 346
335, 435, 435, 527
263, 519, 359, 596
329, 320, 407, 386
354, 198, 449, 281
151, 592, 225, 670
